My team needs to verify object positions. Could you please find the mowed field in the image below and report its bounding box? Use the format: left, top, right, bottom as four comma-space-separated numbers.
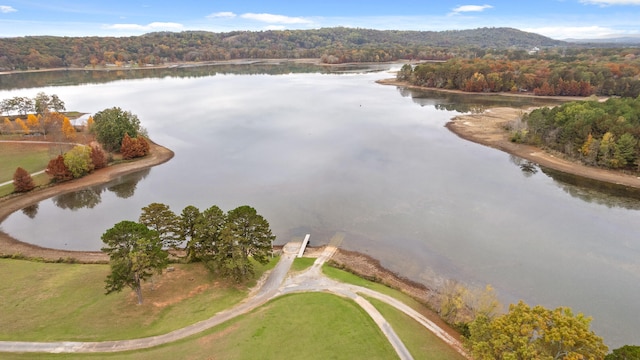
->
0, 141, 73, 196
0, 258, 466, 359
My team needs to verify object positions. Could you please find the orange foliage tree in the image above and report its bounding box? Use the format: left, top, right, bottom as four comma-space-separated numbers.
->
120, 133, 150, 160
45, 155, 73, 182
13, 167, 35, 192
90, 145, 107, 169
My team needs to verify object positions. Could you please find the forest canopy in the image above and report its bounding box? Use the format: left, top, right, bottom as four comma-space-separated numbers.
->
515, 97, 640, 170
399, 57, 640, 98
0, 27, 635, 70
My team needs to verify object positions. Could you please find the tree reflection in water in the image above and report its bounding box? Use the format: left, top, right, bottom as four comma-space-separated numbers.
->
21, 204, 39, 219
51, 168, 151, 210
53, 189, 102, 211
107, 168, 150, 199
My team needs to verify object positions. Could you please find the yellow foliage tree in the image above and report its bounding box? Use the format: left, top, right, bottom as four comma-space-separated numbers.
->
581, 133, 594, 156
27, 113, 40, 133
2, 117, 14, 134
61, 117, 76, 140
86, 116, 94, 130
15, 118, 29, 135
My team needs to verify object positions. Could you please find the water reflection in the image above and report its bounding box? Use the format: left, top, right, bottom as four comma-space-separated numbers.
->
541, 167, 640, 210
21, 204, 38, 219
397, 86, 559, 112
0, 62, 383, 91
509, 155, 539, 177
106, 169, 150, 199
51, 169, 150, 210
53, 189, 102, 211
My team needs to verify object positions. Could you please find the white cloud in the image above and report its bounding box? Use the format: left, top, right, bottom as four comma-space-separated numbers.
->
580, 0, 640, 5
240, 13, 312, 24
523, 25, 620, 39
265, 25, 286, 30
207, 11, 236, 19
105, 22, 184, 31
450, 4, 494, 14
0, 5, 17, 13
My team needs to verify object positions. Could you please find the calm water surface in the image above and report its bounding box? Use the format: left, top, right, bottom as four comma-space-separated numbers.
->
1, 65, 639, 348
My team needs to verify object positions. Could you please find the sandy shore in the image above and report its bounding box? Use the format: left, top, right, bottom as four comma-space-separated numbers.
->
379, 79, 640, 190
0, 142, 174, 262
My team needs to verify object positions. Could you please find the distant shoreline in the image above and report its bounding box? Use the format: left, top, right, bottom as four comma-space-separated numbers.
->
0, 58, 409, 76
378, 78, 640, 190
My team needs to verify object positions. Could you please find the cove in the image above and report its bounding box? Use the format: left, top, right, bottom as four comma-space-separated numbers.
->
1, 64, 639, 348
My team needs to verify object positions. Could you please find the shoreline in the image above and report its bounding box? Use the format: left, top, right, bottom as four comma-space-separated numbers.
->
0, 58, 406, 76
378, 78, 640, 190
0, 141, 174, 263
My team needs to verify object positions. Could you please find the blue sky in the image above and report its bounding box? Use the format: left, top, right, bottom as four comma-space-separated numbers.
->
0, 0, 639, 39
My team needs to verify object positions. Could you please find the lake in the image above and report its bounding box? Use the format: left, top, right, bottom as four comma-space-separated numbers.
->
1, 63, 639, 348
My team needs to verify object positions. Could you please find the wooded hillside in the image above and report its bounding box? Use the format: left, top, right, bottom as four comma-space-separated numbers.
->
0, 27, 566, 70
399, 55, 640, 98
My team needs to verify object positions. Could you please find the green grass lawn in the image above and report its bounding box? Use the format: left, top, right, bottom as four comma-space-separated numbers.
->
2, 293, 399, 360
368, 297, 467, 360
0, 141, 74, 196
0, 258, 276, 341
0, 258, 464, 360
290, 256, 315, 272
0, 142, 66, 182
322, 264, 430, 312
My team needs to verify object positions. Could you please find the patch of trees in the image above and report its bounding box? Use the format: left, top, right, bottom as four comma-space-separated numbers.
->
466, 301, 608, 359
0, 92, 70, 138
0, 27, 571, 70
102, 203, 275, 304
91, 107, 147, 153
514, 97, 640, 170
45, 144, 107, 182
605, 345, 640, 359
400, 56, 640, 98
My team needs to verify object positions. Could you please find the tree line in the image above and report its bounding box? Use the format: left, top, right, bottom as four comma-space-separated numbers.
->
5, 94, 150, 194
513, 97, 640, 170
399, 56, 640, 98
101, 202, 275, 304
0, 27, 608, 70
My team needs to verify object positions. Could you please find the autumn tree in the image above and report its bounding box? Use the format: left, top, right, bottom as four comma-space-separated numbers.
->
46, 155, 73, 182
61, 117, 76, 141
120, 133, 150, 159
12, 167, 35, 192
101, 220, 168, 305
1, 117, 14, 134
467, 301, 608, 360
139, 202, 181, 248
92, 107, 142, 152
90, 145, 107, 169
63, 145, 94, 178
86, 116, 94, 130
15, 118, 29, 135
26, 114, 40, 133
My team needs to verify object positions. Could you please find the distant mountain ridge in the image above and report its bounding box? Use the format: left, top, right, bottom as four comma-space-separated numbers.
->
0, 27, 568, 70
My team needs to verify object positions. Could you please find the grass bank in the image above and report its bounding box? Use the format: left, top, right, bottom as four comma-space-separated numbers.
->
0, 258, 276, 341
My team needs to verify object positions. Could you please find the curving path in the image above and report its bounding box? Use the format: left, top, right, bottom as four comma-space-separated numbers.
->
0, 241, 469, 359
0, 140, 83, 187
